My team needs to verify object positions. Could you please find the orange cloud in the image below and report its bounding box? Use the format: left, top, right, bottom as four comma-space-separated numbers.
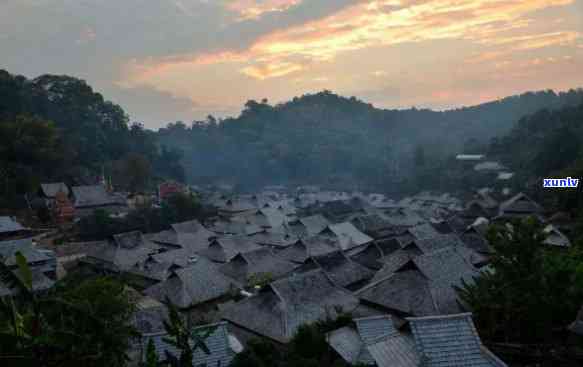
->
120, 0, 578, 88
225, 0, 302, 20
241, 61, 304, 79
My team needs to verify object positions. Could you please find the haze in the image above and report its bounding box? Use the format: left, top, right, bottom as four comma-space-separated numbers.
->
2, 0, 582, 128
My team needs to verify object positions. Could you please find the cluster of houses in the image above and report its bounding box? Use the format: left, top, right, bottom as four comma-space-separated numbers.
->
3, 182, 581, 366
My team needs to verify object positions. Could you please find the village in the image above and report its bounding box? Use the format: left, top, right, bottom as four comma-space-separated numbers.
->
1, 153, 581, 366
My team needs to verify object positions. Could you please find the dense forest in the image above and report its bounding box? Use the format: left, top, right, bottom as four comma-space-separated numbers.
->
157, 89, 583, 192
486, 101, 583, 213
0, 70, 184, 208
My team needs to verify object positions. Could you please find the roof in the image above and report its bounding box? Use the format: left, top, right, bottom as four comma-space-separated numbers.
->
132, 305, 169, 334
543, 224, 571, 248
72, 185, 119, 208
248, 230, 297, 248
569, 305, 583, 336
202, 236, 263, 263
409, 233, 467, 254
407, 313, 507, 367
499, 192, 542, 215
305, 251, 374, 289
368, 333, 419, 367
144, 257, 239, 308
324, 222, 373, 251
497, 172, 514, 180
276, 237, 340, 263
298, 214, 330, 237
0, 238, 53, 266
456, 154, 484, 161
171, 219, 214, 239
222, 269, 359, 343
40, 182, 69, 198
360, 246, 479, 316
142, 321, 235, 367
219, 248, 297, 283
327, 314, 415, 367
407, 223, 440, 240
85, 233, 160, 271
474, 161, 506, 171
0, 216, 25, 234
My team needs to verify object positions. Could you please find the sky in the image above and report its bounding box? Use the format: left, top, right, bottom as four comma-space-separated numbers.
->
1, 0, 582, 129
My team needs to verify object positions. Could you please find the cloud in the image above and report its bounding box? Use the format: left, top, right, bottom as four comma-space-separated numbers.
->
241, 60, 304, 79
225, 0, 303, 20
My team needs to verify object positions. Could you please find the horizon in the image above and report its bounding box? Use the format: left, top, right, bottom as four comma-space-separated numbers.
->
2, 0, 582, 128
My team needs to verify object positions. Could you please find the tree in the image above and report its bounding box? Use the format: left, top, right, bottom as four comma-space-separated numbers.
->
162, 298, 215, 367
457, 218, 583, 345
145, 339, 158, 367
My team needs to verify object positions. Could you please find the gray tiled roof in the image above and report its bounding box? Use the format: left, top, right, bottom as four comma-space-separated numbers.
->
276, 237, 340, 263
408, 223, 440, 240
367, 333, 420, 367
543, 224, 571, 248
0, 216, 25, 234
144, 257, 239, 308
72, 185, 119, 208
499, 192, 542, 216
0, 238, 53, 266
408, 313, 507, 367
248, 230, 297, 248
306, 251, 374, 289
355, 315, 398, 345
569, 305, 583, 336
142, 321, 235, 367
202, 236, 262, 263
132, 305, 169, 334
85, 234, 161, 271
219, 248, 297, 284
357, 270, 438, 316
40, 182, 69, 198
299, 214, 331, 236
324, 222, 373, 251
326, 326, 363, 364
222, 269, 359, 343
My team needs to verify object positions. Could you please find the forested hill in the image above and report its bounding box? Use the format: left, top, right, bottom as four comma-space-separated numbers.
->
487, 100, 583, 212
157, 89, 583, 191
0, 70, 184, 207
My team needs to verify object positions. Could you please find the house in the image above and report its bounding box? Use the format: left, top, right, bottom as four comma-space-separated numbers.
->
474, 161, 506, 172
543, 224, 571, 248
247, 230, 297, 249
219, 248, 297, 286
407, 313, 507, 366
201, 236, 263, 263
72, 185, 127, 217
276, 237, 340, 263
497, 192, 543, 220
569, 305, 583, 336
295, 251, 374, 290
460, 227, 493, 255
144, 257, 239, 309
406, 223, 440, 241
221, 269, 359, 343
320, 222, 373, 252
326, 315, 402, 366
0, 237, 56, 293
357, 246, 480, 316
330, 312, 507, 367
38, 182, 71, 212
140, 322, 239, 367
158, 181, 188, 202
82, 231, 161, 272
217, 198, 257, 218
53, 190, 75, 223
351, 214, 397, 240
285, 214, 330, 238
348, 238, 403, 270
0, 216, 29, 240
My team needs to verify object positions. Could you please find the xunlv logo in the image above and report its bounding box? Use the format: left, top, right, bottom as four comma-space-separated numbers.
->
543, 177, 579, 188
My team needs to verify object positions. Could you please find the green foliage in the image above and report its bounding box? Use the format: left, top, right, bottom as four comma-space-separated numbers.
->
0, 268, 137, 366
230, 315, 353, 367
145, 338, 158, 367
162, 298, 215, 367
247, 272, 273, 288
0, 70, 185, 207
457, 218, 583, 344
158, 89, 583, 191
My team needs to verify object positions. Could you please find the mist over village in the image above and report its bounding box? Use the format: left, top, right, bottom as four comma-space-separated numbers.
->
1, 1, 583, 366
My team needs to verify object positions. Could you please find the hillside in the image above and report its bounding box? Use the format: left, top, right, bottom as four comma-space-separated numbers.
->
157, 89, 583, 191
0, 70, 184, 207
